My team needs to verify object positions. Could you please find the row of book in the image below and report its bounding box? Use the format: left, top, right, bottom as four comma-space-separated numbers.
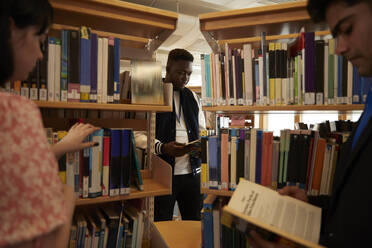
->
47, 127, 144, 199
5, 26, 123, 103
201, 122, 351, 196
201, 31, 372, 107
71, 202, 144, 248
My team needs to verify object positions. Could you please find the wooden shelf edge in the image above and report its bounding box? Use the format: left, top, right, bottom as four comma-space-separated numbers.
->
35, 101, 172, 112
218, 30, 331, 45
201, 188, 234, 197
199, 1, 307, 20
76, 178, 171, 206
52, 24, 149, 44
51, 1, 175, 30
86, 0, 178, 20
202, 104, 365, 112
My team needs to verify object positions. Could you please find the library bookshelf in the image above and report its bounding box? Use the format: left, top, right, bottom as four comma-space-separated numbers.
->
76, 155, 172, 206
36, 0, 179, 246
199, 0, 361, 128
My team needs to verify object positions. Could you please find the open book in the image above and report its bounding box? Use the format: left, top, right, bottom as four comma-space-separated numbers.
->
224, 179, 325, 248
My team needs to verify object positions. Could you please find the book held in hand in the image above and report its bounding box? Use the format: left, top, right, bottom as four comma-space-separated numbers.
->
224, 178, 324, 248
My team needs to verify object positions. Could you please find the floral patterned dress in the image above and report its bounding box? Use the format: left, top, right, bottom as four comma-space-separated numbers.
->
0, 92, 66, 246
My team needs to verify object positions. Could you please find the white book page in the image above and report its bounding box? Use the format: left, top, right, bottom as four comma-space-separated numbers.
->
228, 179, 322, 244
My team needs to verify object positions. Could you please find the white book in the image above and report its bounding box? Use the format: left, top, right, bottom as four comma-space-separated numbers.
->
334, 55, 339, 104
297, 55, 302, 105
347, 61, 353, 104
102, 38, 108, 104
243, 44, 253, 105
226, 179, 323, 248
47, 41, 55, 101
232, 54, 237, 106
97, 38, 103, 103
66, 152, 75, 189
89, 130, 103, 197
54, 42, 61, 102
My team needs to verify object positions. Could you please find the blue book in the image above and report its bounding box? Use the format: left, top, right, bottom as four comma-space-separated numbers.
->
352, 66, 361, 104
255, 130, 263, 184
361, 77, 372, 103
110, 129, 121, 196
120, 129, 131, 195
80, 26, 91, 102
202, 195, 215, 248
114, 38, 120, 103
60, 30, 68, 102
89, 129, 103, 198
255, 60, 260, 103
208, 136, 219, 189
90, 33, 98, 102
129, 130, 143, 191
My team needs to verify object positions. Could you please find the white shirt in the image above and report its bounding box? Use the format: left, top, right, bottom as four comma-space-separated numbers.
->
134, 89, 206, 175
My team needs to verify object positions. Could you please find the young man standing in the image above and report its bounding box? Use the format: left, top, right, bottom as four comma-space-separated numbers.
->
248, 1, 372, 247
136, 48, 206, 221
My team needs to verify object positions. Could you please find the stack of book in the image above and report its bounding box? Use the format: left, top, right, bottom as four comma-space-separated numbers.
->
201, 31, 372, 107
46, 127, 144, 199
71, 202, 145, 248
201, 119, 353, 196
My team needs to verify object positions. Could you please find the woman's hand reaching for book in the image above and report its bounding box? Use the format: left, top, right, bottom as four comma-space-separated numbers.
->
278, 186, 308, 203
51, 123, 100, 159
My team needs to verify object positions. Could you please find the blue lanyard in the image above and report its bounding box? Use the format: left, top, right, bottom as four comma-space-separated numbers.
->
176, 92, 182, 123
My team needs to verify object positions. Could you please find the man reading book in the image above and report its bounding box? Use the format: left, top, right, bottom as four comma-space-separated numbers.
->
249, 1, 372, 247
135, 49, 206, 221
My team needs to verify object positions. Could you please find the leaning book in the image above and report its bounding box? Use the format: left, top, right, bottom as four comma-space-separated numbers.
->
224, 178, 325, 248
131, 60, 164, 105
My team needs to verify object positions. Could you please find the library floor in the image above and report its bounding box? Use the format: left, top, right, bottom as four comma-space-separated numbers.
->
151, 221, 201, 248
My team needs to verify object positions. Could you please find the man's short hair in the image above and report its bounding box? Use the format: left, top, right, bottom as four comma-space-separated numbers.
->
166, 48, 194, 67
307, 0, 366, 23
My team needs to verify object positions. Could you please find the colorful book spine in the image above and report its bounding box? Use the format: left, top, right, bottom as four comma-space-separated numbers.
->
90, 33, 98, 102
89, 129, 103, 198
110, 129, 121, 196
113, 38, 120, 103
61, 30, 68, 102
80, 26, 91, 102
120, 129, 131, 195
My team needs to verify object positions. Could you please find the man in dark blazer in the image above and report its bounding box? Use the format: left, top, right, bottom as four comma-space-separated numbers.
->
248, 1, 372, 247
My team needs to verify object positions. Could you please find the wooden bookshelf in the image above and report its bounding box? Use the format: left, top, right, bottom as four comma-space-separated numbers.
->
201, 188, 234, 197
76, 154, 172, 206
203, 104, 364, 113
50, 0, 178, 52
35, 101, 172, 112
76, 178, 171, 206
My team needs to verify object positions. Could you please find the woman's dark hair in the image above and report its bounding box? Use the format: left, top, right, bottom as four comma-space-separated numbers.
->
0, 0, 53, 85
307, 0, 366, 23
